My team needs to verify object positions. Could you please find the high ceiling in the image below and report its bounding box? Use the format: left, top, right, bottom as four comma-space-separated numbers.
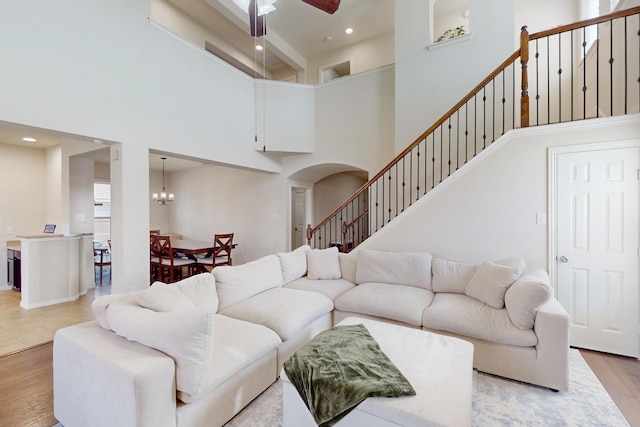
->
166, 0, 396, 78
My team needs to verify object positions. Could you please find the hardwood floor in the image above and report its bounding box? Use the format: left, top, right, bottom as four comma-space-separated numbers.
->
582, 349, 640, 426
0, 342, 57, 427
0, 278, 638, 426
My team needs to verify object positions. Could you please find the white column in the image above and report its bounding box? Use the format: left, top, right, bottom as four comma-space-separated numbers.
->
110, 143, 150, 294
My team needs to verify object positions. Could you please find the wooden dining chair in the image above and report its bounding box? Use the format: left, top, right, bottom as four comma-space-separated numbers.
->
149, 235, 196, 283
196, 233, 234, 271
93, 242, 111, 286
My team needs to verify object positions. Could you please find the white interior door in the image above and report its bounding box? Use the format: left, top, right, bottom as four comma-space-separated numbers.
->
555, 144, 639, 357
291, 188, 306, 249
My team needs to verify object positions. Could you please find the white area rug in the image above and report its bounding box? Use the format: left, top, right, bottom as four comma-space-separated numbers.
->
225, 349, 629, 427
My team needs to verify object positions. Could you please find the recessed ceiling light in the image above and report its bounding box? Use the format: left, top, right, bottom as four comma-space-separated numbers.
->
345, 28, 354, 35
22, 137, 37, 142
324, 36, 333, 42
255, 45, 264, 51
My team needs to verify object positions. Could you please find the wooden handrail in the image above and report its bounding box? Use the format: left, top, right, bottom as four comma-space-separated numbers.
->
530, 5, 640, 40
309, 5, 640, 243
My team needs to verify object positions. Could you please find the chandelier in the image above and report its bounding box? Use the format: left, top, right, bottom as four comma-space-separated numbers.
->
152, 157, 174, 205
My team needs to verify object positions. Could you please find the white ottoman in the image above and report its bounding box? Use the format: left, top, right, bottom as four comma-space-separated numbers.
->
282, 317, 474, 427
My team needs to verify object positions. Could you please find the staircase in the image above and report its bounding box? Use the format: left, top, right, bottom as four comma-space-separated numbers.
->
307, 6, 640, 251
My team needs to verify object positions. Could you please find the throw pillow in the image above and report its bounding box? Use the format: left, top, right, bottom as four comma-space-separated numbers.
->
465, 261, 522, 309
505, 270, 553, 329
307, 247, 342, 280
431, 259, 475, 294
491, 257, 526, 272
106, 303, 215, 397
173, 272, 219, 313
278, 245, 310, 284
136, 282, 196, 312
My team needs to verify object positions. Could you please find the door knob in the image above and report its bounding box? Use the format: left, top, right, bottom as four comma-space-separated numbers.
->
558, 255, 569, 263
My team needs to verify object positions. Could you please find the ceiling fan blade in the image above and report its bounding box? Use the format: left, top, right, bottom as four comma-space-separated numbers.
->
302, 0, 340, 14
249, 0, 266, 37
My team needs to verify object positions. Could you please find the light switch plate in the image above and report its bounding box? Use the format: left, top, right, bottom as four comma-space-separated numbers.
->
536, 213, 546, 225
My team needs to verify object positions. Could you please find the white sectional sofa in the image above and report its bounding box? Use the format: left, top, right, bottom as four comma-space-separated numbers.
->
53, 246, 569, 427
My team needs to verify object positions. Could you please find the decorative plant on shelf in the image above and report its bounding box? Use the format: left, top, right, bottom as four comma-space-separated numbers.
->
435, 25, 466, 43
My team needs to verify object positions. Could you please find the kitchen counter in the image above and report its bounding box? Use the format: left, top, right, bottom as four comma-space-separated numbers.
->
16, 234, 94, 309
6, 240, 20, 252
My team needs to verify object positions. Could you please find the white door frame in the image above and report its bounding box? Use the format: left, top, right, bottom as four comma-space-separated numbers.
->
548, 139, 640, 295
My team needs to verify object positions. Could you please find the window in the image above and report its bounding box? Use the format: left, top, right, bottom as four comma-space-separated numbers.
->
94, 181, 111, 246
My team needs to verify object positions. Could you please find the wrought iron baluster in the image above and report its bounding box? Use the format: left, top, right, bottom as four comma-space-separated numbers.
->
596, 23, 600, 118
547, 36, 550, 124
535, 39, 540, 125
583, 27, 587, 119
610, 19, 614, 116
482, 87, 487, 149
571, 30, 574, 121
558, 33, 562, 123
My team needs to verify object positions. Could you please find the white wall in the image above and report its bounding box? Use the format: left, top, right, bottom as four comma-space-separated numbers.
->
314, 173, 367, 222
362, 115, 640, 271
282, 65, 396, 180
395, 0, 516, 154
0, 145, 47, 287
168, 164, 287, 263
0, 0, 280, 173
515, 0, 580, 41
308, 32, 395, 85
256, 81, 314, 153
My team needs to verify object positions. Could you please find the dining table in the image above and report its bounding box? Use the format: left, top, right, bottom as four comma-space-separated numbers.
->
171, 239, 215, 260
171, 239, 238, 261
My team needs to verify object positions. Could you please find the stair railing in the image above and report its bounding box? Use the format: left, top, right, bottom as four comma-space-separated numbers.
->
308, 6, 640, 250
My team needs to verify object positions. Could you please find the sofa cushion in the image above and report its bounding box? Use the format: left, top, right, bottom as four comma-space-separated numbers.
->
423, 293, 537, 347
505, 270, 553, 329
278, 245, 311, 284
213, 255, 283, 311
136, 282, 196, 312
355, 249, 432, 290
464, 261, 522, 309
335, 283, 435, 327
284, 276, 355, 302
431, 259, 475, 294
173, 272, 219, 313
178, 314, 281, 403
105, 303, 215, 398
219, 287, 334, 341
307, 247, 342, 280
338, 252, 357, 283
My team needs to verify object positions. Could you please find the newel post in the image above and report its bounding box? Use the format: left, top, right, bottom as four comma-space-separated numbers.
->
520, 26, 530, 128
306, 224, 312, 245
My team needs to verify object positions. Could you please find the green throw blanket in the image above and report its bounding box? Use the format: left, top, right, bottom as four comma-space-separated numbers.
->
283, 324, 416, 426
